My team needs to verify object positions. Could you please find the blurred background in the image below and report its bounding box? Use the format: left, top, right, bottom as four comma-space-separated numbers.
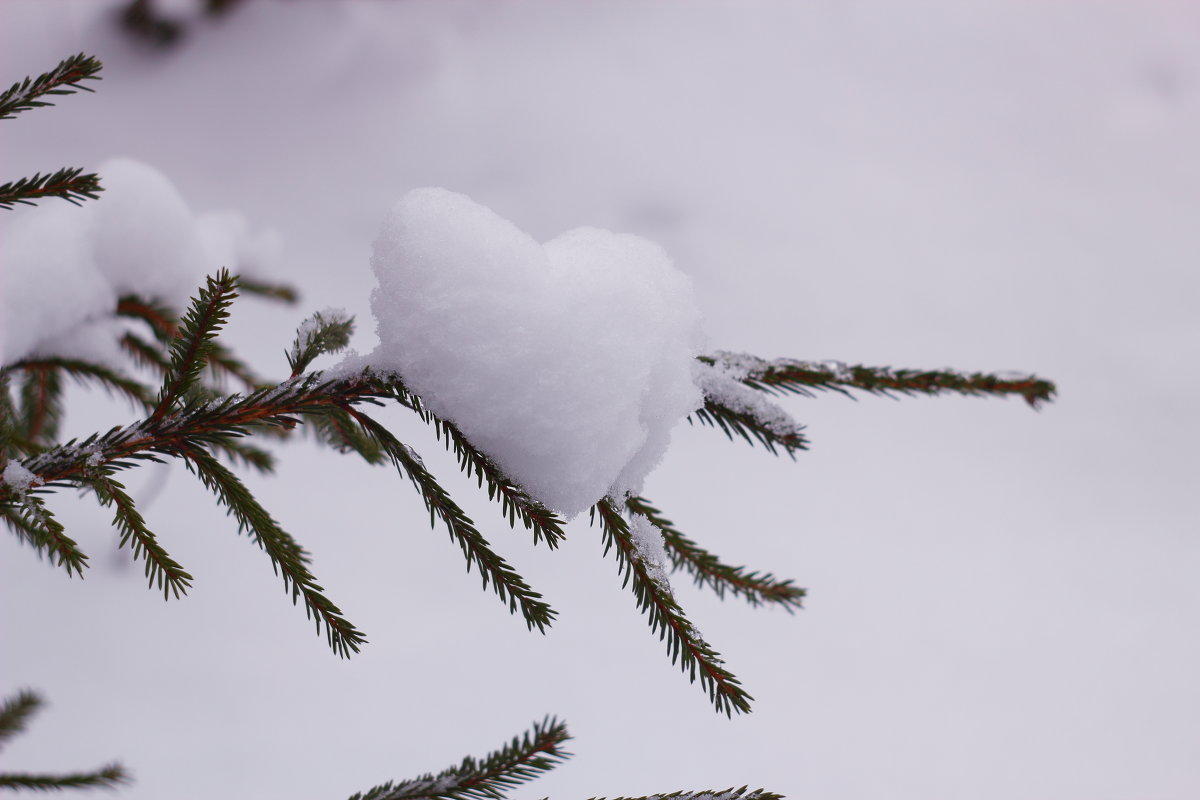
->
1, 1, 1198, 798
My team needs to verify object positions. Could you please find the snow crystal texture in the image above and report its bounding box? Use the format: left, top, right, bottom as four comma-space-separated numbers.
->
369, 188, 703, 518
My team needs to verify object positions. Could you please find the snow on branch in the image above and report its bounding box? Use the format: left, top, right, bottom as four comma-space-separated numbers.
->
704, 352, 1056, 408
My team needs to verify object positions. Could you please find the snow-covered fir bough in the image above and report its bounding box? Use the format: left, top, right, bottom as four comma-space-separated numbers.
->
0, 54, 1055, 797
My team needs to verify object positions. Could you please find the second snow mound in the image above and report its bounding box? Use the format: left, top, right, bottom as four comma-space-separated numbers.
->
369, 188, 703, 518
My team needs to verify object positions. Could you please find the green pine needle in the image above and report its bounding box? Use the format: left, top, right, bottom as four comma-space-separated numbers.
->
0, 763, 128, 791
588, 788, 785, 800
348, 407, 557, 633
0, 53, 102, 121
89, 473, 193, 600
1, 493, 89, 578
592, 499, 753, 717
347, 716, 571, 800
12, 357, 153, 412
155, 270, 239, 420
627, 497, 805, 611
689, 402, 808, 457
287, 309, 355, 377
178, 445, 367, 657
238, 276, 299, 304
0, 690, 42, 748
702, 352, 1057, 409
0, 167, 103, 209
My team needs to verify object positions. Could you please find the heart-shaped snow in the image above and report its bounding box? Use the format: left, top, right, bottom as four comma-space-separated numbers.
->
369, 188, 703, 518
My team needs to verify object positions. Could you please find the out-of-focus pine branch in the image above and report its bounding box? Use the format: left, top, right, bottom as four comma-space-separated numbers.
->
0, 690, 41, 747
0, 689, 128, 791
346, 717, 571, 800
0, 168, 102, 209
0, 53, 101, 120
0, 764, 128, 791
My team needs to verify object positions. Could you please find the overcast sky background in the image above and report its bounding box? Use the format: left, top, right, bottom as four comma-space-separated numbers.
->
2, 2, 1198, 798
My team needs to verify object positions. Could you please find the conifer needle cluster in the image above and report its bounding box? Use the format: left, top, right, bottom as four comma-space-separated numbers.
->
0, 53, 1056, 797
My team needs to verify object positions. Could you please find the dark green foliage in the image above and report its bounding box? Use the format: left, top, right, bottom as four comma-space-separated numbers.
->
347, 717, 570, 800
12, 357, 152, 415
288, 309, 355, 376
118, 0, 184, 47
237, 276, 299, 304
627, 496, 805, 611
0, 168, 103, 209
0, 690, 128, 791
690, 401, 808, 458
178, 445, 367, 657
588, 788, 785, 800
701, 353, 1057, 408
0, 55, 104, 213
347, 407, 557, 633
89, 473, 193, 600
426, 414, 566, 549
0, 690, 41, 746
0, 765, 128, 792
155, 269, 239, 418
0, 53, 101, 121
2, 493, 89, 578
118, 0, 248, 48
592, 499, 752, 716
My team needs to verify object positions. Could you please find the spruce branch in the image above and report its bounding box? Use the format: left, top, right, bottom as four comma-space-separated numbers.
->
689, 403, 807, 457
120, 332, 171, 375
154, 269, 239, 420
307, 406, 386, 465
346, 717, 571, 800
592, 499, 752, 716
118, 294, 263, 391
0, 168, 103, 209
2, 494, 89, 579
237, 276, 298, 304
0, 690, 42, 748
89, 473, 193, 600
0, 53, 102, 121
11, 357, 153, 413
347, 407, 557, 633
626, 497, 805, 611
587, 788, 785, 800
177, 445, 366, 657
691, 361, 808, 457
0, 764, 128, 791
363, 377, 566, 548
0, 691, 128, 792
427, 415, 566, 549
287, 309, 354, 377
116, 295, 178, 342
16, 365, 64, 446
702, 352, 1057, 409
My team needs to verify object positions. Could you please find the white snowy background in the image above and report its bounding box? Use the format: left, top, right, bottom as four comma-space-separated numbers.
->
2, 1, 1199, 798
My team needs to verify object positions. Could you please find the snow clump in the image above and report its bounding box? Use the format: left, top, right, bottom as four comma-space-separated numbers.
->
367, 187, 704, 518
0, 158, 280, 367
